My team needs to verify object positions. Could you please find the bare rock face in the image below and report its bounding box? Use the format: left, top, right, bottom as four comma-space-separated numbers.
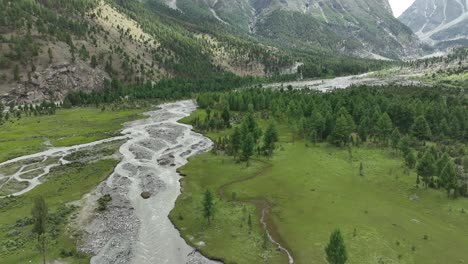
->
3, 61, 108, 104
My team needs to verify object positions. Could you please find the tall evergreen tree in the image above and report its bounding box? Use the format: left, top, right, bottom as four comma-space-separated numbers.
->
417, 150, 436, 188
376, 113, 393, 145
411, 116, 431, 140
325, 229, 348, 264
230, 127, 242, 158
331, 115, 352, 147
405, 151, 417, 169
390, 128, 401, 150
441, 160, 458, 198
241, 133, 255, 162
263, 122, 279, 156
32, 196, 48, 264
203, 190, 215, 225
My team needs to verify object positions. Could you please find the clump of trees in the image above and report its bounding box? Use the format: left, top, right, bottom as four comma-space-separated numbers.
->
194, 85, 467, 198
0, 101, 58, 126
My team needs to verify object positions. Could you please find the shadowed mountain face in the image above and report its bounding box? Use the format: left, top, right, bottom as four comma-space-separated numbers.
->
399, 0, 468, 49
156, 0, 420, 59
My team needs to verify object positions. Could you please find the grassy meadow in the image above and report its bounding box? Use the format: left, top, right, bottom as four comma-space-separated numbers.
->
0, 107, 146, 162
172, 111, 468, 264
0, 106, 147, 263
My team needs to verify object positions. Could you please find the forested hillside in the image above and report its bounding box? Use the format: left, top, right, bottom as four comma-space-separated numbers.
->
0, 0, 394, 104
0, 0, 288, 103
155, 0, 421, 59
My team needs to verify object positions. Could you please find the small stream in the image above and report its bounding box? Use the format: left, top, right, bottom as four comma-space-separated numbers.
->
261, 208, 294, 264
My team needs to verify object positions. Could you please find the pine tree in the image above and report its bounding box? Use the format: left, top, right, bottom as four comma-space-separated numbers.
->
390, 128, 401, 151
221, 106, 231, 128
32, 196, 48, 264
242, 112, 262, 142
241, 133, 255, 162
203, 190, 215, 225
325, 229, 347, 264
357, 116, 370, 142
441, 160, 458, 198
376, 112, 393, 145
263, 122, 279, 156
405, 151, 417, 169
331, 115, 351, 147
417, 150, 436, 188
230, 127, 242, 158
398, 135, 411, 156
411, 116, 431, 140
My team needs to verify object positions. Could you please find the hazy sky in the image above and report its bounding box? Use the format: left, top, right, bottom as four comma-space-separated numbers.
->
388, 0, 416, 17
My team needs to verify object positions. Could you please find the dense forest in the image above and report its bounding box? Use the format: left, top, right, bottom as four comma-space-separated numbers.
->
192, 86, 468, 198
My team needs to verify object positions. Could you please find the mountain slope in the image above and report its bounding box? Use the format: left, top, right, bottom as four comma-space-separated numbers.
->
399, 0, 468, 49
157, 0, 421, 59
0, 0, 299, 103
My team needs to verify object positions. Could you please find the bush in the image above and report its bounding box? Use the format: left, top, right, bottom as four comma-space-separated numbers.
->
60, 248, 75, 257
15, 217, 33, 227
98, 194, 112, 211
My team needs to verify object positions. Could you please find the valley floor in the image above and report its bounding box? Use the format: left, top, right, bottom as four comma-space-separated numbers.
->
172, 110, 468, 264
0, 106, 147, 263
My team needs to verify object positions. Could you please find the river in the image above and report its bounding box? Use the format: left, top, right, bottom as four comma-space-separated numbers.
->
0, 100, 219, 264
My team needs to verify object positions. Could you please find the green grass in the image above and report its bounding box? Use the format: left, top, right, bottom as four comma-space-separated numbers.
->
0, 159, 120, 264
416, 72, 468, 88
173, 117, 468, 263
0, 106, 147, 263
0, 107, 146, 162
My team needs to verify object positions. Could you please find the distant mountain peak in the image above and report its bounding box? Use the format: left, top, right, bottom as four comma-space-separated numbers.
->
399, 0, 468, 49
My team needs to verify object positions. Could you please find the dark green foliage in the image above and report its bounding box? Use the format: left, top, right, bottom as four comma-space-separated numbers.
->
221, 106, 231, 128
440, 160, 458, 198
405, 151, 417, 169
195, 85, 466, 199
325, 229, 347, 264
203, 190, 215, 225
230, 127, 242, 158
331, 115, 353, 147
65, 76, 256, 106
241, 133, 255, 162
376, 113, 393, 145
417, 150, 436, 188
97, 194, 112, 211
411, 116, 432, 140
263, 122, 279, 156
390, 128, 401, 150
31, 196, 48, 264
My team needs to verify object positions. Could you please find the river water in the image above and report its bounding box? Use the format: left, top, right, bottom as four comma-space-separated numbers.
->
0, 100, 219, 264
0, 100, 296, 264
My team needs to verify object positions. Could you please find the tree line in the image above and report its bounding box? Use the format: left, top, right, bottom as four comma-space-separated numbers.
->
194, 85, 468, 198
0, 101, 57, 125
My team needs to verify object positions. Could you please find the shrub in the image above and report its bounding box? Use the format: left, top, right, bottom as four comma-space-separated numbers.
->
98, 194, 112, 211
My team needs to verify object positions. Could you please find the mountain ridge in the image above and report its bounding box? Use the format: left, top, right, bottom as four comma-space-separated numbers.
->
399, 0, 468, 49
157, 0, 421, 59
